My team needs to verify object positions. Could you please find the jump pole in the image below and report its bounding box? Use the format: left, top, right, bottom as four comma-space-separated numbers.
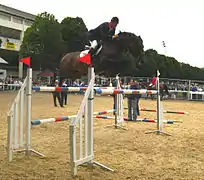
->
105, 74, 127, 130
145, 70, 171, 136
129, 108, 188, 115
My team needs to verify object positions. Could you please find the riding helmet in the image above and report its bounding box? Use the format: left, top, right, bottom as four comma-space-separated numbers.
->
111, 17, 119, 24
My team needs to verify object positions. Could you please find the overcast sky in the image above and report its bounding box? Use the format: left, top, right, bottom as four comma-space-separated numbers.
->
2, 0, 204, 67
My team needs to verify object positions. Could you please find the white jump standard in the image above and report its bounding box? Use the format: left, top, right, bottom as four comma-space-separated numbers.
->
69, 67, 114, 176
145, 70, 171, 136
105, 74, 127, 130
7, 68, 44, 162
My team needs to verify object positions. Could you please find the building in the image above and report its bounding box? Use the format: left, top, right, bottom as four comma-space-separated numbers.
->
0, 4, 36, 78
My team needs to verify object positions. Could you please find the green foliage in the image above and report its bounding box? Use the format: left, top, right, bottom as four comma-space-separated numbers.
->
61, 17, 88, 52
136, 50, 204, 80
114, 52, 138, 76
19, 12, 62, 70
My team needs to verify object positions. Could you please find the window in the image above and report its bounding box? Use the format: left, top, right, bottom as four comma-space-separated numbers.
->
13, 16, 23, 24
0, 12, 11, 21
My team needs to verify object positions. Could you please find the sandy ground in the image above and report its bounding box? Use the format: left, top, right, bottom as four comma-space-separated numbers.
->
0, 92, 204, 180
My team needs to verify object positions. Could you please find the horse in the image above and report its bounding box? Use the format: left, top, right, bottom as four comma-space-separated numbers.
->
58, 31, 144, 83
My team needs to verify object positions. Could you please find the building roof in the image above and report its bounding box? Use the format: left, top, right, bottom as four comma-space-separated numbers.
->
0, 4, 36, 21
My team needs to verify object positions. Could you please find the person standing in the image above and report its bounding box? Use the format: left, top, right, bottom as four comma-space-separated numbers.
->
135, 81, 141, 116
51, 79, 63, 107
127, 80, 140, 121
61, 80, 68, 106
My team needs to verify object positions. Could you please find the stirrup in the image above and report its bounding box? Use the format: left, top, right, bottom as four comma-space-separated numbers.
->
95, 45, 102, 55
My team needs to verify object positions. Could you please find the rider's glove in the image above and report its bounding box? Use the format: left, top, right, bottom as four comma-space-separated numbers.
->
112, 34, 119, 39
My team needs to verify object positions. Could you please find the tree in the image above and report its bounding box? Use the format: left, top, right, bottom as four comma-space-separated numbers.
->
19, 12, 62, 70
60, 17, 88, 52
136, 48, 204, 80
137, 50, 157, 77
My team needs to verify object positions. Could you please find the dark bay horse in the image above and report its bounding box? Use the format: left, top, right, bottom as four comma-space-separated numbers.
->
58, 31, 144, 83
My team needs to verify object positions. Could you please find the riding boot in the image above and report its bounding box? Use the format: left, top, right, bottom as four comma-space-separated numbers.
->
89, 48, 95, 56
89, 40, 102, 56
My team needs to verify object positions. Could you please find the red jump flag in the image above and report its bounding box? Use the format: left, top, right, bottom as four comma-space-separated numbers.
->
78, 53, 92, 65
20, 57, 31, 67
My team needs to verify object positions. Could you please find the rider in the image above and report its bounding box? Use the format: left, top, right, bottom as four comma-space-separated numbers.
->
86, 17, 119, 55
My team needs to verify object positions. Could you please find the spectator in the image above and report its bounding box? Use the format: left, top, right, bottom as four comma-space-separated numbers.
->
61, 80, 68, 106
51, 79, 63, 107
127, 79, 140, 121
135, 81, 141, 116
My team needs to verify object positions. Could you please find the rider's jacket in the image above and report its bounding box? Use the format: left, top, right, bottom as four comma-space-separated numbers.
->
87, 22, 116, 41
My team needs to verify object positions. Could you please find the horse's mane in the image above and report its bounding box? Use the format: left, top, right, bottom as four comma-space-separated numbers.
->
117, 31, 142, 44
118, 31, 138, 37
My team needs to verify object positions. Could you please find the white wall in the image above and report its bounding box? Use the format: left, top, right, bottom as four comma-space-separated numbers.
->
0, 18, 30, 31
0, 69, 7, 80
